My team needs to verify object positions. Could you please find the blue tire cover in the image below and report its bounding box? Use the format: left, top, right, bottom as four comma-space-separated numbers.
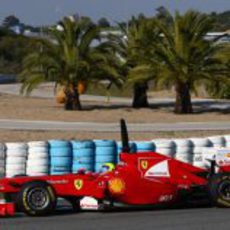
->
135, 142, 155, 151
94, 140, 116, 147
72, 148, 95, 158
49, 147, 72, 157
72, 156, 94, 164
50, 156, 72, 167
72, 163, 94, 172
95, 154, 116, 163
71, 140, 95, 149
50, 171, 71, 175
48, 140, 70, 148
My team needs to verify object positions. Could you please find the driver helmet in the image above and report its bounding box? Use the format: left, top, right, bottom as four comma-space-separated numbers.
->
100, 163, 115, 173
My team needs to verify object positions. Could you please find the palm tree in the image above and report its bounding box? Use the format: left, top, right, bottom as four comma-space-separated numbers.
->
153, 10, 227, 114
20, 16, 121, 110
206, 43, 230, 99
107, 16, 159, 108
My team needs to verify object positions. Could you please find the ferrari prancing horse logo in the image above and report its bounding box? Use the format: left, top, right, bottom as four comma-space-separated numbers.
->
141, 160, 148, 170
74, 179, 83, 190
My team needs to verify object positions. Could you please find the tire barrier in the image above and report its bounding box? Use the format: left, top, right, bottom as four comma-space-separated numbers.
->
94, 140, 116, 172
116, 142, 136, 162
174, 139, 193, 164
191, 138, 212, 169
71, 140, 95, 173
0, 143, 5, 177
0, 135, 229, 178
48, 140, 72, 175
224, 136, 230, 148
136, 141, 155, 152
27, 141, 49, 176
208, 136, 226, 148
201, 147, 218, 169
153, 139, 175, 157
5, 142, 27, 177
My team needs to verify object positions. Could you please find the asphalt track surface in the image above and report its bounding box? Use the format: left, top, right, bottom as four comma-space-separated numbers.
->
0, 119, 230, 132
1, 204, 230, 230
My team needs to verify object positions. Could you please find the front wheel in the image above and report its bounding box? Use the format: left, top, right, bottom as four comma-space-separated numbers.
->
209, 173, 230, 207
16, 181, 57, 216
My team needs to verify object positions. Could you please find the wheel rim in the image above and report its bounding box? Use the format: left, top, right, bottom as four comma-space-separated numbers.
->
218, 181, 230, 200
27, 187, 50, 210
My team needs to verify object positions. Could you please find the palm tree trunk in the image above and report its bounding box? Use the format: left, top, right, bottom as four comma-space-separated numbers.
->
72, 84, 82, 110
132, 83, 149, 108
64, 88, 73, 110
175, 82, 193, 114
64, 85, 82, 111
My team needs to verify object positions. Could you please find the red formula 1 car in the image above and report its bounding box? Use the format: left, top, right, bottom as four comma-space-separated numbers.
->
1, 119, 230, 216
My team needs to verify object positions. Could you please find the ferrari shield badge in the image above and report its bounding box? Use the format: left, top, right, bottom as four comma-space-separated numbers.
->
74, 179, 83, 190
141, 160, 148, 170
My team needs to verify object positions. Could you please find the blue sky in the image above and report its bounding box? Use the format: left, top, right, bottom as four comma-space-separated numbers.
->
0, 0, 229, 26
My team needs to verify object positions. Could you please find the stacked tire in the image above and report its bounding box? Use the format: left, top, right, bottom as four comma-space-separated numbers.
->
5, 142, 27, 177
224, 135, 230, 148
27, 141, 50, 176
0, 143, 5, 177
71, 140, 95, 173
49, 140, 72, 175
135, 141, 155, 152
153, 139, 175, 157
208, 136, 226, 148
94, 140, 116, 172
191, 138, 212, 168
116, 142, 136, 162
174, 139, 193, 164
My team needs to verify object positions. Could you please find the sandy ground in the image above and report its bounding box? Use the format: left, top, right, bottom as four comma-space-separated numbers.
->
0, 130, 229, 142
0, 94, 229, 123
0, 91, 229, 142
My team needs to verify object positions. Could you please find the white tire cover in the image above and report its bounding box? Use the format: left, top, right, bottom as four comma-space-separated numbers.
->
174, 139, 193, 147
0, 151, 5, 159
156, 147, 175, 156
27, 152, 49, 159
6, 142, 27, 150
5, 171, 26, 178
175, 154, 193, 163
202, 147, 217, 161
176, 146, 193, 153
6, 164, 26, 171
224, 135, 230, 142
193, 161, 207, 169
27, 172, 48, 176
208, 136, 225, 146
0, 143, 4, 151
193, 147, 206, 154
6, 157, 26, 165
193, 153, 203, 163
27, 165, 49, 173
27, 158, 49, 166
153, 139, 175, 148
190, 138, 211, 147
0, 160, 5, 167
27, 141, 48, 148
6, 149, 27, 157
28, 147, 48, 155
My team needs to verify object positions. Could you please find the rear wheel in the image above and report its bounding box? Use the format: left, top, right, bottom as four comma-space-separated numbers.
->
209, 173, 230, 207
16, 181, 57, 216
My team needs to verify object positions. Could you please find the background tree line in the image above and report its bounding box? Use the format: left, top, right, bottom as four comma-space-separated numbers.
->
0, 8, 229, 113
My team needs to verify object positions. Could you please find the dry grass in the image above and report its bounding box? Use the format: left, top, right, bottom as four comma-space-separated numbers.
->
0, 94, 229, 123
